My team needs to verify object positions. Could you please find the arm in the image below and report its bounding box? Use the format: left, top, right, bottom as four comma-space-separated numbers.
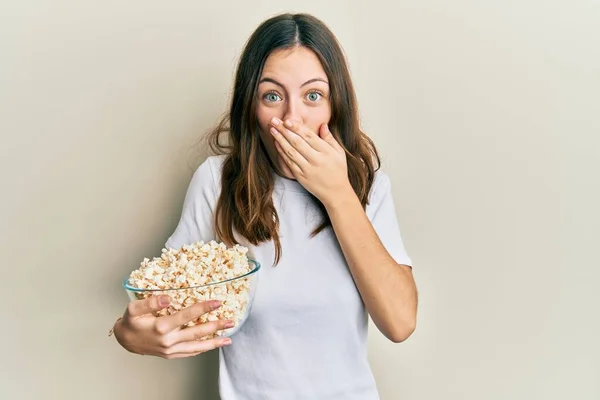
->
324, 186, 418, 343
111, 157, 233, 358
268, 117, 418, 343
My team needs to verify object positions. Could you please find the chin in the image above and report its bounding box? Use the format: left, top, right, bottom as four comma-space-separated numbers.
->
278, 164, 295, 180
258, 137, 295, 180
274, 158, 295, 180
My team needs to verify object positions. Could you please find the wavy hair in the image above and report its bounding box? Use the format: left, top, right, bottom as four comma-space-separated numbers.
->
206, 13, 380, 265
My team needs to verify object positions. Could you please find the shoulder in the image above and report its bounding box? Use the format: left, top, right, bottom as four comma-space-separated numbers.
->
191, 155, 227, 187
370, 169, 393, 200
197, 154, 227, 178
184, 155, 228, 201
206, 154, 228, 170
365, 168, 394, 216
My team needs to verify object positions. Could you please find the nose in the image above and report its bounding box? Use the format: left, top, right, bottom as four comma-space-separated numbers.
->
282, 98, 303, 124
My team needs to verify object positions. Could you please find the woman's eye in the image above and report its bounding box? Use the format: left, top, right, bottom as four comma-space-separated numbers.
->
264, 92, 281, 102
306, 91, 322, 102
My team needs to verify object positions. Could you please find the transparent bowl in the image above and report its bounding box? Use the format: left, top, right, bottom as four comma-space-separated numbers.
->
123, 259, 260, 338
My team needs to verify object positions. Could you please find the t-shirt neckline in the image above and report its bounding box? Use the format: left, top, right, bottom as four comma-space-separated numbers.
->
273, 174, 309, 194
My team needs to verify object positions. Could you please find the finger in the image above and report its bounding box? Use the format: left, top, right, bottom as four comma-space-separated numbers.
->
274, 140, 302, 176
319, 124, 343, 151
171, 319, 235, 344
270, 125, 310, 167
283, 119, 329, 153
156, 300, 222, 333
165, 336, 232, 357
270, 118, 313, 166
126, 295, 171, 318
164, 352, 205, 360
279, 159, 294, 178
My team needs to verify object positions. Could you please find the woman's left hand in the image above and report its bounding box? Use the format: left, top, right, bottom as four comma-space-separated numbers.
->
269, 117, 353, 206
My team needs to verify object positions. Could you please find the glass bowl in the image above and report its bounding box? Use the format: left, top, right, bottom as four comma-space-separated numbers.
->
123, 258, 260, 338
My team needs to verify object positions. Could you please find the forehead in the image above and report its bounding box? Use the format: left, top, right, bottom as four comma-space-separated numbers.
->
260, 47, 327, 82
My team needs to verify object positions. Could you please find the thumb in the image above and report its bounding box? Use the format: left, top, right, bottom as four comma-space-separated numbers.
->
128, 294, 171, 317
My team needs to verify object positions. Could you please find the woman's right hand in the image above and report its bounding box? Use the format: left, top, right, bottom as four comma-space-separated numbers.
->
113, 295, 234, 359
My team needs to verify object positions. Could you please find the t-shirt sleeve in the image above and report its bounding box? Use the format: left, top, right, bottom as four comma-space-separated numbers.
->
366, 171, 413, 267
164, 157, 219, 250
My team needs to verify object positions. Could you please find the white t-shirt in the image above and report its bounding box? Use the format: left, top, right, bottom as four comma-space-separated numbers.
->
165, 155, 412, 400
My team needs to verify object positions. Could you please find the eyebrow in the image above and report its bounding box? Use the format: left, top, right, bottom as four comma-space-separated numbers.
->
258, 77, 329, 88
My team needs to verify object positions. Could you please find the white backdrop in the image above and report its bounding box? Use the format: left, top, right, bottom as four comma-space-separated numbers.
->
1, 1, 598, 399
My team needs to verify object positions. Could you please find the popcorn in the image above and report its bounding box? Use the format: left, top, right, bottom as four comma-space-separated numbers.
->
127, 240, 255, 339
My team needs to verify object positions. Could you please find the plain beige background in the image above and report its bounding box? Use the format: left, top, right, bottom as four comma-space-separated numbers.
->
1, 0, 598, 399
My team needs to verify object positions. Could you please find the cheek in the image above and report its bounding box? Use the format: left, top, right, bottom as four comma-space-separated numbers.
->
256, 107, 274, 141
256, 106, 280, 161
257, 105, 276, 132
258, 129, 275, 152
304, 106, 331, 133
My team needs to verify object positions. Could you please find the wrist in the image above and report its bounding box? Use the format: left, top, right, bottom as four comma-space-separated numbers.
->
322, 185, 359, 211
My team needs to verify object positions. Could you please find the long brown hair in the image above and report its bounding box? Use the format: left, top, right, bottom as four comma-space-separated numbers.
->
207, 13, 380, 265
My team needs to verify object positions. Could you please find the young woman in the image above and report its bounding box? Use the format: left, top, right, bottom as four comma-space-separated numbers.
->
113, 12, 418, 400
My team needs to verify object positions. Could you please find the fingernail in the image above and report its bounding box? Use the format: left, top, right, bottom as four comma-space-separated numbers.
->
222, 338, 232, 346
270, 117, 280, 126
159, 296, 170, 307
211, 300, 222, 310
270, 127, 279, 136
284, 120, 293, 128
224, 321, 235, 329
